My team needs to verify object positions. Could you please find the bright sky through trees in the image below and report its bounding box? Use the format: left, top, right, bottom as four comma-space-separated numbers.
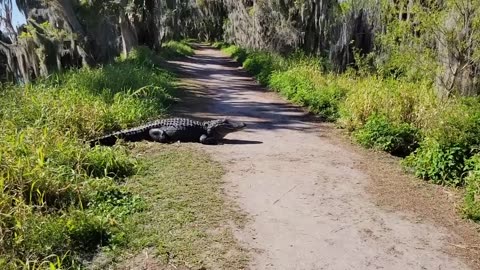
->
11, 1, 25, 26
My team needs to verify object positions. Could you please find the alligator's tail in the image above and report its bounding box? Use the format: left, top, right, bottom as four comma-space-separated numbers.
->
88, 133, 120, 147
88, 129, 145, 147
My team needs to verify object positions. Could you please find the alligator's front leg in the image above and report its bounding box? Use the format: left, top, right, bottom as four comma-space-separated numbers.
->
148, 128, 169, 143
199, 134, 218, 145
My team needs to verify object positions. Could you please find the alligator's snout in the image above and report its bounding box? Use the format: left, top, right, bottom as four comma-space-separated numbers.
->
219, 117, 246, 130
234, 122, 246, 129
226, 121, 246, 131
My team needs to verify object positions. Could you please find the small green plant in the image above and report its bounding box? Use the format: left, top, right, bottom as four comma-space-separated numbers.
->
464, 154, 480, 221
354, 114, 420, 157
87, 186, 145, 219
403, 139, 468, 186
10, 211, 109, 268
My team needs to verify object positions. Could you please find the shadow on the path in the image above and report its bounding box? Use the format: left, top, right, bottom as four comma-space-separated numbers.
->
220, 139, 263, 145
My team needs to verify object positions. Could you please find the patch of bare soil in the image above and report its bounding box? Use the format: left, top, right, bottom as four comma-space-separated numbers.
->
165, 45, 480, 270
336, 138, 480, 268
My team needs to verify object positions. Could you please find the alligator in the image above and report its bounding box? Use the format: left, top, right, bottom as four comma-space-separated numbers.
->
88, 117, 246, 146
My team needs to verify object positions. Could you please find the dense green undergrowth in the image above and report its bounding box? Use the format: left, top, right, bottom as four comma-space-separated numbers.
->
215, 41, 480, 221
159, 40, 195, 59
0, 44, 192, 268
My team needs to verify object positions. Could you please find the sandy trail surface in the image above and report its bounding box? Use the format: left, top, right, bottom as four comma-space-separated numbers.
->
167, 45, 478, 270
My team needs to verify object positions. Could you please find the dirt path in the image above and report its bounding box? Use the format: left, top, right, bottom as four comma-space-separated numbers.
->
166, 45, 479, 270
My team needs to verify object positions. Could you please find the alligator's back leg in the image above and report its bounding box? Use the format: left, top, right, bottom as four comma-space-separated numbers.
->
199, 134, 218, 145
149, 128, 169, 143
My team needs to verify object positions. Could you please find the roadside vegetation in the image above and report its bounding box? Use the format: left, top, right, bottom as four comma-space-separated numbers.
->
159, 40, 195, 59
214, 40, 480, 223
0, 42, 243, 269
0, 46, 169, 269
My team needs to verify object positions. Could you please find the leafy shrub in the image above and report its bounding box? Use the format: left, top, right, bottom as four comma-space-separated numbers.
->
87, 186, 145, 219
464, 154, 480, 221
354, 114, 420, 157
422, 98, 480, 148
121, 45, 156, 66
403, 139, 468, 186
309, 84, 348, 121
404, 98, 480, 186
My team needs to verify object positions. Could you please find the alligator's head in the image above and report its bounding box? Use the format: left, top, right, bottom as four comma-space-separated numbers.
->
208, 118, 246, 139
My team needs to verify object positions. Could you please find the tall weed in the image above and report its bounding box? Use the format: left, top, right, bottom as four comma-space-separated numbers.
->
339, 77, 437, 131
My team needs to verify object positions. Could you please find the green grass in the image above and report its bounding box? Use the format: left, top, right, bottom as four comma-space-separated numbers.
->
270, 66, 347, 121
0, 46, 177, 268
242, 51, 287, 85
218, 42, 480, 221
221, 44, 248, 63
159, 40, 195, 59
338, 77, 437, 132
212, 41, 228, 49
92, 144, 248, 269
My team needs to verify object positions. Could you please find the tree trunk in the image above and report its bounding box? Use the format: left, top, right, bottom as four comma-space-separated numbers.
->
120, 13, 138, 56
435, 3, 480, 98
